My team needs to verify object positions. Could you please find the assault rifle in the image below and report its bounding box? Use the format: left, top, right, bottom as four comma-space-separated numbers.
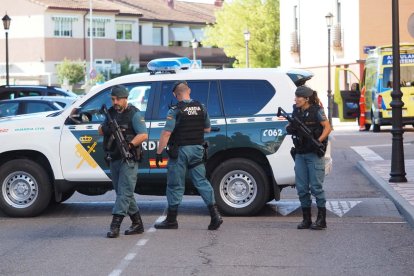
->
100, 104, 135, 166
277, 107, 326, 158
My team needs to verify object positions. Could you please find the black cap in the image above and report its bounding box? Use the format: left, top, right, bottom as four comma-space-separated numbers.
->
172, 80, 188, 92
295, 86, 314, 98
111, 85, 129, 98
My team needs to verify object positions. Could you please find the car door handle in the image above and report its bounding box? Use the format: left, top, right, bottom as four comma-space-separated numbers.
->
211, 126, 220, 132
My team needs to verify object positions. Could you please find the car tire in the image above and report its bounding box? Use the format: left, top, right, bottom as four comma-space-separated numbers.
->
0, 159, 52, 217
211, 158, 270, 216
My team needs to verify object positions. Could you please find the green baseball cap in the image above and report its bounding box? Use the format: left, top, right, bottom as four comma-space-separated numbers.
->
111, 85, 129, 98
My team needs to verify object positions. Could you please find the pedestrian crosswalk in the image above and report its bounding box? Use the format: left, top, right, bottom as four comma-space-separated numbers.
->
274, 200, 362, 217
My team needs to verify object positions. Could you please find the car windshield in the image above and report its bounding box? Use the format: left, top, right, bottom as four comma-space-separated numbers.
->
382, 66, 414, 88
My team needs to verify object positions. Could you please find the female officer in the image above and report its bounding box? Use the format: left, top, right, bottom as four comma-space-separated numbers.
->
288, 86, 332, 230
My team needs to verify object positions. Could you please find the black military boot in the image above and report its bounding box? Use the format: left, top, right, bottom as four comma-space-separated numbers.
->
107, 214, 124, 238
154, 208, 178, 229
124, 211, 144, 235
297, 207, 312, 229
311, 207, 327, 230
208, 204, 223, 230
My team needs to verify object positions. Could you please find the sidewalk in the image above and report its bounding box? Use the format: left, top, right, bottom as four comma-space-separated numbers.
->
357, 159, 414, 227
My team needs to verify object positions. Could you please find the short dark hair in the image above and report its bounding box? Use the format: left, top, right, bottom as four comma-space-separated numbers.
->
172, 80, 188, 93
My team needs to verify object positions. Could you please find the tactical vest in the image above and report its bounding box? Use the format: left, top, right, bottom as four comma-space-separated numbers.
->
170, 100, 205, 146
292, 104, 325, 154
104, 104, 139, 160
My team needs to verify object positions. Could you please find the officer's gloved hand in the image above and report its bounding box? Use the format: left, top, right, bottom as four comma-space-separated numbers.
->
101, 123, 112, 136
155, 153, 163, 168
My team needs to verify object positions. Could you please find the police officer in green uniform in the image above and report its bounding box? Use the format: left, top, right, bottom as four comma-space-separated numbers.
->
154, 81, 223, 230
288, 86, 331, 230
98, 85, 148, 238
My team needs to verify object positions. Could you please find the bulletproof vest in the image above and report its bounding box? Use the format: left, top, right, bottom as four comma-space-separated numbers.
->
105, 104, 139, 160
170, 100, 205, 146
292, 104, 325, 154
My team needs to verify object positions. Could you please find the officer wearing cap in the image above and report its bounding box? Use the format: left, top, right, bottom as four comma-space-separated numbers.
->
287, 85, 331, 230
154, 81, 223, 230
98, 85, 148, 238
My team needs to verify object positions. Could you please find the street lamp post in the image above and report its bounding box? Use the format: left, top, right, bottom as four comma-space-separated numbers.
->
325, 12, 333, 126
244, 30, 250, 68
2, 14, 11, 86
191, 38, 199, 68
389, 0, 407, 182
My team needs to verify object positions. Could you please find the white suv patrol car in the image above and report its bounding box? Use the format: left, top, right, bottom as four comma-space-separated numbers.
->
0, 58, 332, 217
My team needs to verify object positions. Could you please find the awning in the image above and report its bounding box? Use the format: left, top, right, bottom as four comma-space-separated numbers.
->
169, 27, 193, 42
191, 29, 205, 41
52, 16, 78, 22
86, 17, 111, 23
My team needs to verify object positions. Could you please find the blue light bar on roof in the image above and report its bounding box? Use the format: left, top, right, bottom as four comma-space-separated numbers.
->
147, 57, 192, 74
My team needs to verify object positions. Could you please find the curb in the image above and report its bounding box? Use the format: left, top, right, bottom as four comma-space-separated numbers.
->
357, 160, 414, 228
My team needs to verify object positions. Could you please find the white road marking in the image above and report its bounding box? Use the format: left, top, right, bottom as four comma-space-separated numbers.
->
108, 216, 164, 276
124, 253, 136, 261
273, 200, 362, 217
147, 227, 156, 233
275, 201, 301, 216
155, 216, 166, 223
326, 200, 362, 217
108, 269, 122, 276
351, 146, 384, 161
136, 239, 148, 246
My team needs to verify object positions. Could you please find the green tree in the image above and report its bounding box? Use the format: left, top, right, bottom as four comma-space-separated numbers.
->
56, 58, 85, 85
204, 0, 280, 68
111, 56, 139, 78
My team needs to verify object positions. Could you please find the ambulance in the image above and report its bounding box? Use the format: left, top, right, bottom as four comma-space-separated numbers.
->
334, 43, 414, 132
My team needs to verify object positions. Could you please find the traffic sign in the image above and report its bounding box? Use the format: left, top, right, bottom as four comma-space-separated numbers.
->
89, 68, 97, 79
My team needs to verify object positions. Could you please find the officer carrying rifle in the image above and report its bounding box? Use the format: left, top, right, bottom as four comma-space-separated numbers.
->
278, 85, 331, 230
98, 85, 148, 238
154, 80, 223, 231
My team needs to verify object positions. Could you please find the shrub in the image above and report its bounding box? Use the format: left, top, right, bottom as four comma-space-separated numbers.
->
56, 58, 85, 85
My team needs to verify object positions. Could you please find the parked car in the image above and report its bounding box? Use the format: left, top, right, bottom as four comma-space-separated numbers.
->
0, 85, 78, 100
0, 96, 77, 118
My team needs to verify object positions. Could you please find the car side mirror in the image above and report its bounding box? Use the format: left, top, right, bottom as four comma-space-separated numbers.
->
66, 108, 92, 124
79, 112, 92, 123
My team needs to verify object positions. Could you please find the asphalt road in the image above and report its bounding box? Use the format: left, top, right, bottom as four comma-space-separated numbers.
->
1, 124, 414, 276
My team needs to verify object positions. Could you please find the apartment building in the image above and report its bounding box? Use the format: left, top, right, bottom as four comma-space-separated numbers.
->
280, 0, 414, 110
0, 0, 229, 85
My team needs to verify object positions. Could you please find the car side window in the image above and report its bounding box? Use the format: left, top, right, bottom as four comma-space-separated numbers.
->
221, 80, 275, 116
25, 102, 55, 114
127, 84, 151, 112
48, 92, 61, 96
0, 92, 14, 100
73, 83, 152, 124
74, 89, 112, 124
0, 102, 19, 117
207, 81, 222, 118
157, 80, 216, 119
20, 91, 42, 97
